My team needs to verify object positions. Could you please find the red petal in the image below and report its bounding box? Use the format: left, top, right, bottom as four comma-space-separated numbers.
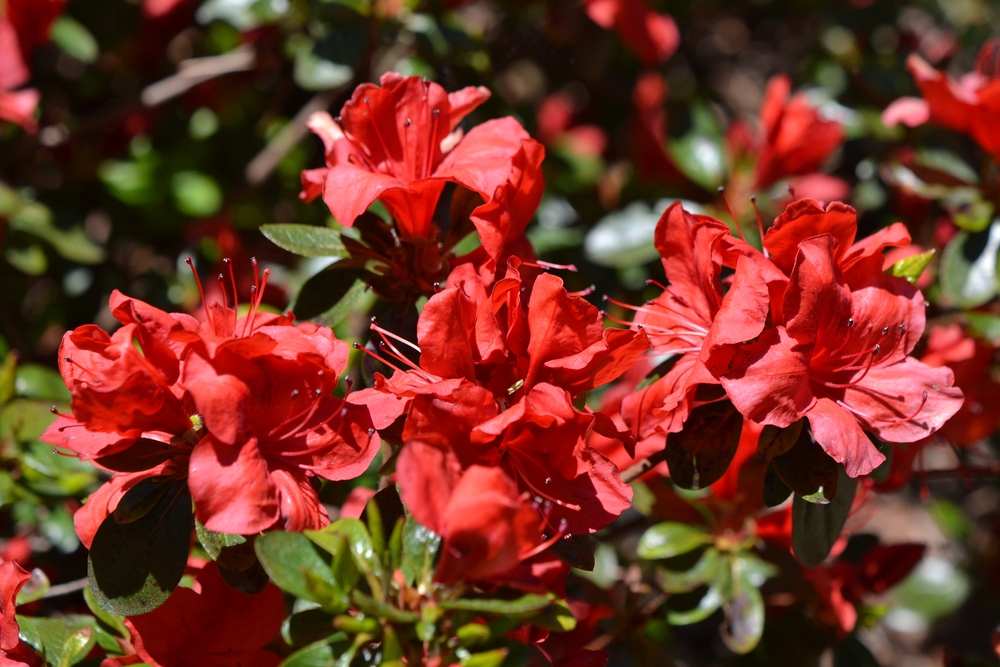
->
805, 397, 884, 478
189, 437, 280, 535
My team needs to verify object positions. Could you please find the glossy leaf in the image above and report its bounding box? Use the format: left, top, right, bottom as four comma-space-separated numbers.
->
657, 548, 722, 594
196, 519, 247, 560
255, 531, 339, 604
772, 428, 840, 502
889, 250, 935, 284
638, 522, 713, 560
939, 223, 1000, 309
440, 594, 551, 615
260, 224, 349, 258
400, 516, 441, 588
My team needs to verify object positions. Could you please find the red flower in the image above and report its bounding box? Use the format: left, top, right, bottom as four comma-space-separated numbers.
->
301, 73, 544, 261
180, 316, 379, 534
126, 561, 285, 667
883, 48, 1000, 157
718, 233, 963, 476
802, 543, 925, 635
750, 75, 845, 189
0, 560, 39, 667
397, 448, 545, 585
583, 0, 679, 66
920, 323, 1000, 446
617, 202, 769, 440
0, 0, 65, 132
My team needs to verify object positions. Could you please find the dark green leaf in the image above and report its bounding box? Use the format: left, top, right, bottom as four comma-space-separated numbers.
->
757, 421, 804, 459
638, 522, 713, 560
217, 538, 269, 595
834, 634, 881, 667
83, 586, 128, 638
792, 467, 858, 568
88, 482, 193, 615
17, 615, 120, 665
111, 477, 173, 524
772, 428, 839, 502
665, 399, 743, 490
260, 224, 349, 258
313, 279, 370, 328
763, 463, 793, 507
279, 639, 337, 667
294, 266, 367, 321
350, 590, 419, 623
0, 352, 17, 406
869, 438, 893, 484
548, 533, 595, 571
284, 608, 340, 648
94, 438, 175, 473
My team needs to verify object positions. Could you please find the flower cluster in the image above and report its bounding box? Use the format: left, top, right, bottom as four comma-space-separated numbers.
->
42, 265, 379, 542
620, 197, 963, 478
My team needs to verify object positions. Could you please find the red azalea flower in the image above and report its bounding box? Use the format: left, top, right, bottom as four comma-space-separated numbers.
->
616, 202, 769, 440
920, 323, 1000, 445
751, 75, 844, 189
0, 560, 40, 666
801, 543, 925, 635
583, 0, 679, 66
3, 0, 65, 61
883, 46, 1000, 157
718, 233, 963, 477
125, 561, 285, 667
301, 73, 544, 259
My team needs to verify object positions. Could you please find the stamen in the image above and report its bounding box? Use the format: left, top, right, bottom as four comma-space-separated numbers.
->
508, 455, 581, 511
646, 279, 669, 291
819, 346, 879, 388
718, 186, 748, 243
223, 258, 239, 313
568, 285, 595, 297
62, 357, 101, 385
424, 108, 440, 179
185, 257, 215, 331
519, 259, 578, 272
750, 195, 769, 257
352, 341, 405, 374
50, 406, 72, 419
217, 275, 229, 310
370, 319, 422, 353
881, 390, 928, 425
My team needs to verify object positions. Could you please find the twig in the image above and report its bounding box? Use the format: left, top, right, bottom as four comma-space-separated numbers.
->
244, 89, 342, 185
141, 46, 257, 107
921, 464, 1000, 479
621, 446, 669, 484
40, 577, 89, 599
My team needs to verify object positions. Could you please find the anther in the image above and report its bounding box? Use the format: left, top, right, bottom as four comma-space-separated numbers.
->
848, 318, 854, 327
872, 344, 881, 356
405, 118, 411, 127
882, 326, 889, 336
291, 390, 299, 398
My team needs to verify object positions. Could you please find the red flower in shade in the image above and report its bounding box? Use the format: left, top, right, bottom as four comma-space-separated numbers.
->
583, 0, 679, 66
301, 73, 545, 260
0, 560, 40, 666
717, 233, 963, 477
397, 448, 546, 585
125, 561, 285, 667
920, 323, 1000, 446
0, 0, 65, 131
801, 543, 925, 635
749, 75, 845, 189
882, 46, 1000, 157
615, 203, 769, 440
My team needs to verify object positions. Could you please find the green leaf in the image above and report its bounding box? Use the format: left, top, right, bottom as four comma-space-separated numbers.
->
792, 467, 858, 568
112, 477, 174, 523
669, 134, 726, 191
196, 520, 247, 560
869, 438, 893, 484
15, 568, 50, 605
657, 548, 722, 593
665, 399, 743, 490
284, 609, 342, 648
939, 223, 1000, 309
547, 533, 595, 571
584, 200, 666, 268
83, 586, 129, 639
307, 518, 383, 596
401, 516, 441, 588
15, 363, 71, 402
260, 224, 349, 258
313, 279, 370, 328
17, 615, 120, 665
834, 634, 881, 667
255, 531, 340, 604
964, 311, 1000, 346
293, 266, 367, 321
667, 586, 723, 625
762, 463, 793, 508
721, 582, 765, 654
292, 38, 353, 91
890, 250, 935, 284
171, 171, 222, 217
350, 590, 419, 624
279, 639, 336, 667
57, 628, 95, 667
638, 522, 713, 560
88, 482, 194, 615
0, 352, 17, 406
440, 594, 551, 615
462, 648, 509, 667
50, 17, 99, 63
6, 244, 47, 275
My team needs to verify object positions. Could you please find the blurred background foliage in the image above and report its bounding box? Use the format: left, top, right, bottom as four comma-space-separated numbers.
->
4, 0, 1000, 665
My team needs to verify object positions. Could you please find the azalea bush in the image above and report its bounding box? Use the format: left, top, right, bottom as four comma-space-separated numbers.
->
1, 0, 1000, 665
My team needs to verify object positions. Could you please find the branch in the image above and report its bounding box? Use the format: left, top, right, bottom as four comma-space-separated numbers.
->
621, 445, 669, 484
141, 46, 256, 107
40, 577, 89, 599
